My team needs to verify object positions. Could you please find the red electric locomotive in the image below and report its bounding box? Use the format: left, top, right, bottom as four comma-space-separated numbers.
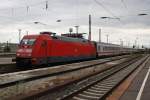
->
16, 32, 97, 66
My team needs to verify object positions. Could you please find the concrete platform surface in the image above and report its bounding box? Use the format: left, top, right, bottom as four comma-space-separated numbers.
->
0, 57, 14, 64
120, 58, 150, 100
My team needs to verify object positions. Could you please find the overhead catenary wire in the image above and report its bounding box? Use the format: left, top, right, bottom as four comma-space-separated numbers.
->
94, 0, 123, 24
120, 0, 129, 14
46, 1, 48, 10
121, 0, 128, 10
0, 0, 49, 15
0, 1, 44, 12
0, 0, 51, 23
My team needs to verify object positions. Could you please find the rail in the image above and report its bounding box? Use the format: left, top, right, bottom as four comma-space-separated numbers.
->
0, 54, 141, 99
60, 55, 149, 100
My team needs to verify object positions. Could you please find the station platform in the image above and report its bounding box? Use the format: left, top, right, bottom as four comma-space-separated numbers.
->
120, 58, 150, 100
0, 57, 14, 64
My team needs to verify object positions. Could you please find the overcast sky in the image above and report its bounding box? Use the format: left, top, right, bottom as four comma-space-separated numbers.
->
0, 0, 150, 47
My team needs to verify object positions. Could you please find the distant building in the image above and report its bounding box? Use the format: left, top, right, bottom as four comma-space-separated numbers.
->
0, 43, 18, 53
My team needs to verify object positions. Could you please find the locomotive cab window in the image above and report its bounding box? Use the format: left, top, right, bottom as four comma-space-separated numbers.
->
20, 39, 36, 45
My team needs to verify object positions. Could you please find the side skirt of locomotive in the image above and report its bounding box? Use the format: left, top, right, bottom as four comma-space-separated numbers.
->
15, 57, 32, 67
16, 55, 96, 67
33, 55, 96, 66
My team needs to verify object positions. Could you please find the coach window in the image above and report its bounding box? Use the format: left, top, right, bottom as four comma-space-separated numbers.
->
98, 46, 100, 51
103, 47, 106, 51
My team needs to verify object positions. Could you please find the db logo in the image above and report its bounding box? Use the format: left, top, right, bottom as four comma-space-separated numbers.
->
75, 49, 78, 52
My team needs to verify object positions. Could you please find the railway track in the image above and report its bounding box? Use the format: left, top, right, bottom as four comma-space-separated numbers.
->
0, 54, 135, 100
0, 63, 16, 74
25, 55, 148, 100
0, 56, 16, 74
58, 55, 149, 100
0, 55, 130, 74
23, 54, 143, 100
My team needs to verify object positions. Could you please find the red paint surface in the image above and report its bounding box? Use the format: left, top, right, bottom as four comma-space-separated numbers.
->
16, 33, 96, 65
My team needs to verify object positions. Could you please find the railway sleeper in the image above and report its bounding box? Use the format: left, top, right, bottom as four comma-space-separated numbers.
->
77, 93, 100, 100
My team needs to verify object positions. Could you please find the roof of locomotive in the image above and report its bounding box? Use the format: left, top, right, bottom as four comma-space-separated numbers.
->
38, 31, 91, 44
51, 35, 90, 43
22, 33, 90, 44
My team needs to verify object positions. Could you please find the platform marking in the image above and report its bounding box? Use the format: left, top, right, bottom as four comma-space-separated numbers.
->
136, 66, 150, 100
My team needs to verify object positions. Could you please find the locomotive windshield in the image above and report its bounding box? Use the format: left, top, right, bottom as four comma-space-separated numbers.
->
20, 39, 36, 45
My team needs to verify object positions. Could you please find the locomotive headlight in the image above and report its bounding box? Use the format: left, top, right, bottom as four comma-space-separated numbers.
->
16, 53, 20, 56
26, 49, 32, 53
31, 58, 37, 64
28, 53, 31, 56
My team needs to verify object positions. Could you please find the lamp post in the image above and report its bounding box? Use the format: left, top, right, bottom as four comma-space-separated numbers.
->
99, 28, 101, 43
106, 34, 109, 43
135, 37, 138, 48
18, 29, 21, 43
26, 31, 28, 35
88, 14, 91, 41
74, 25, 79, 34
120, 39, 123, 46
